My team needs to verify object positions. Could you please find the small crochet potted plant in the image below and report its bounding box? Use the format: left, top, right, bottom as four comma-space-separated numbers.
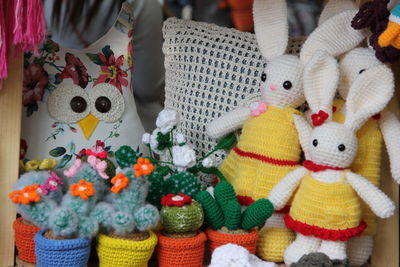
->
33, 158, 107, 267
132, 109, 236, 208
92, 158, 160, 267
157, 193, 206, 267
10, 169, 63, 264
195, 180, 274, 254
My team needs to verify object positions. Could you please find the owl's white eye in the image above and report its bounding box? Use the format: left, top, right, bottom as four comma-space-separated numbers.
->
47, 84, 90, 123
89, 83, 125, 123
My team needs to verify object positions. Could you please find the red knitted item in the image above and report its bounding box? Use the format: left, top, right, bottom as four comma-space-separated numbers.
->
302, 160, 346, 172
206, 228, 258, 254
233, 147, 298, 166
227, 0, 254, 32
284, 215, 367, 242
13, 217, 40, 263
157, 231, 207, 267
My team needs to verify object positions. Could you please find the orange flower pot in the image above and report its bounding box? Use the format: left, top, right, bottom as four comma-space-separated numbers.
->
13, 217, 40, 263
228, 0, 254, 32
157, 231, 207, 267
206, 228, 258, 254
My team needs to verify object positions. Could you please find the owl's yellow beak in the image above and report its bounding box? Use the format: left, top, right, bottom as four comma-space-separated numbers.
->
78, 113, 99, 140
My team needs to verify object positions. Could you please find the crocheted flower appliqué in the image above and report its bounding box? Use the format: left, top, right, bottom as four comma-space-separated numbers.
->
249, 101, 267, 117
85, 140, 108, 159
236, 195, 255, 206
133, 157, 154, 177
70, 179, 95, 200
45, 172, 64, 191
161, 193, 192, 207
311, 110, 329, 126
111, 173, 129, 194
10, 184, 41, 204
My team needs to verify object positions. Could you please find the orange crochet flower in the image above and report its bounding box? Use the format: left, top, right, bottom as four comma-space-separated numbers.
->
70, 179, 95, 200
9, 184, 41, 204
133, 157, 154, 177
111, 173, 129, 194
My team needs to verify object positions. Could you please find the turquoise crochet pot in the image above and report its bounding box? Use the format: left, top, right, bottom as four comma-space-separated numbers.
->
34, 230, 91, 267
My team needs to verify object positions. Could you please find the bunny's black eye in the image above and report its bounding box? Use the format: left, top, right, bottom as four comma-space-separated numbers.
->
261, 72, 267, 82
312, 139, 318, 147
359, 69, 366, 74
283, 81, 292, 90
338, 144, 346, 151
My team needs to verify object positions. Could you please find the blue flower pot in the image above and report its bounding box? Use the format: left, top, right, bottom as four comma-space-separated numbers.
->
34, 230, 91, 267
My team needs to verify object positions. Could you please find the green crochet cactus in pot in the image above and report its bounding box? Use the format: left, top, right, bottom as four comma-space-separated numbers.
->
160, 193, 203, 236
195, 180, 274, 231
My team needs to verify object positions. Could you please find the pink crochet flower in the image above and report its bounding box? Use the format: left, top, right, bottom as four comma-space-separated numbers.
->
37, 184, 49, 196
45, 172, 64, 191
250, 101, 267, 117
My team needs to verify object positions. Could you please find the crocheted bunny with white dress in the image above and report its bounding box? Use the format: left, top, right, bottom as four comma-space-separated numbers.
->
268, 50, 396, 266
206, 0, 366, 262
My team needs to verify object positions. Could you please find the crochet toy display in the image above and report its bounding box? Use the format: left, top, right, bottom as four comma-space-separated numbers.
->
157, 193, 206, 267
195, 180, 274, 253
10, 0, 400, 266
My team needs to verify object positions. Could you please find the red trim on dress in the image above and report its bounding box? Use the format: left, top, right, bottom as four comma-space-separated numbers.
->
233, 147, 298, 166
284, 214, 367, 241
302, 160, 346, 172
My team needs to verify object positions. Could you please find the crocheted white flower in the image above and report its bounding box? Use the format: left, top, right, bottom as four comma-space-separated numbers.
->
175, 133, 186, 144
142, 133, 151, 145
202, 157, 214, 168
172, 145, 196, 169
150, 129, 166, 155
156, 109, 179, 133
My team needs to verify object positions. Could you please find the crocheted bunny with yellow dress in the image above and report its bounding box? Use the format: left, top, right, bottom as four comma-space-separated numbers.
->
313, 1, 400, 265
206, 0, 366, 262
268, 50, 396, 266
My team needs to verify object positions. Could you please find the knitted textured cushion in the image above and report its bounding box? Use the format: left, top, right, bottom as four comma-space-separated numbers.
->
34, 230, 91, 267
162, 18, 304, 166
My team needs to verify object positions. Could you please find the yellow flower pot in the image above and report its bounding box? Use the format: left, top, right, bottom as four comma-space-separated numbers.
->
97, 231, 157, 267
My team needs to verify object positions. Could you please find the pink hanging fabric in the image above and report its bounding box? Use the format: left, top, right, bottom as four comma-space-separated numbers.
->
0, 0, 46, 89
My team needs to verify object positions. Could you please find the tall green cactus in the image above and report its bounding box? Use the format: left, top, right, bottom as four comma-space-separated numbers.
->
195, 181, 274, 231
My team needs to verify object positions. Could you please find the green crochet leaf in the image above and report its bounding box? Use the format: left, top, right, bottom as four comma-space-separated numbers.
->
215, 133, 237, 150
214, 181, 237, 211
224, 199, 241, 230
241, 198, 274, 230
195, 191, 224, 230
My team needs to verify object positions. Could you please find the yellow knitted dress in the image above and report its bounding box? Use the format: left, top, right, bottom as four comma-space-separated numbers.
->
332, 99, 382, 236
285, 171, 366, 241
220, 105, 302, 262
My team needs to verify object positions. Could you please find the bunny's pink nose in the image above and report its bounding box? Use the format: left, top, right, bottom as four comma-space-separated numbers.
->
269, 84, 278, 91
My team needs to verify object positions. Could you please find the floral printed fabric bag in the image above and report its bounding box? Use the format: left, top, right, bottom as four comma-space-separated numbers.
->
21, 2, 145, 170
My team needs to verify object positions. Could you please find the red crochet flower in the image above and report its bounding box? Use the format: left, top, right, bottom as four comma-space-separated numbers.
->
161, 193, 192, 207
237, 195, 255, 206
60, 53, 89, 88
85, 140, 108, 159
311, 110, 329, 126
93, 50, 128, 94
23, 63, 48, 105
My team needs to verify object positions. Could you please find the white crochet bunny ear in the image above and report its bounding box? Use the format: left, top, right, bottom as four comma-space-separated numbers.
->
300, 10, 368, 64
303, 50, 339, 120
344, 64, 395, 132
253, 0, 288, 59
318, 0, 358, 26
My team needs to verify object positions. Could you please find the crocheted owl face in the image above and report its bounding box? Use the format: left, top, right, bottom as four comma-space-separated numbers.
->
21, 3, 145, 169
260, 55, 304, 108
338, 48, 382, 99
309, 122, 358, 168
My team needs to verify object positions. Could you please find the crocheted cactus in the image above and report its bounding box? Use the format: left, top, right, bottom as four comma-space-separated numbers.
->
195, 181, 274, 231
48, 162, 107, 238
115, 145, 140, 169
160, 193, 204, 234
10, 171, 64, 229
92, 158, 160, 236
165, 172, 201, 197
